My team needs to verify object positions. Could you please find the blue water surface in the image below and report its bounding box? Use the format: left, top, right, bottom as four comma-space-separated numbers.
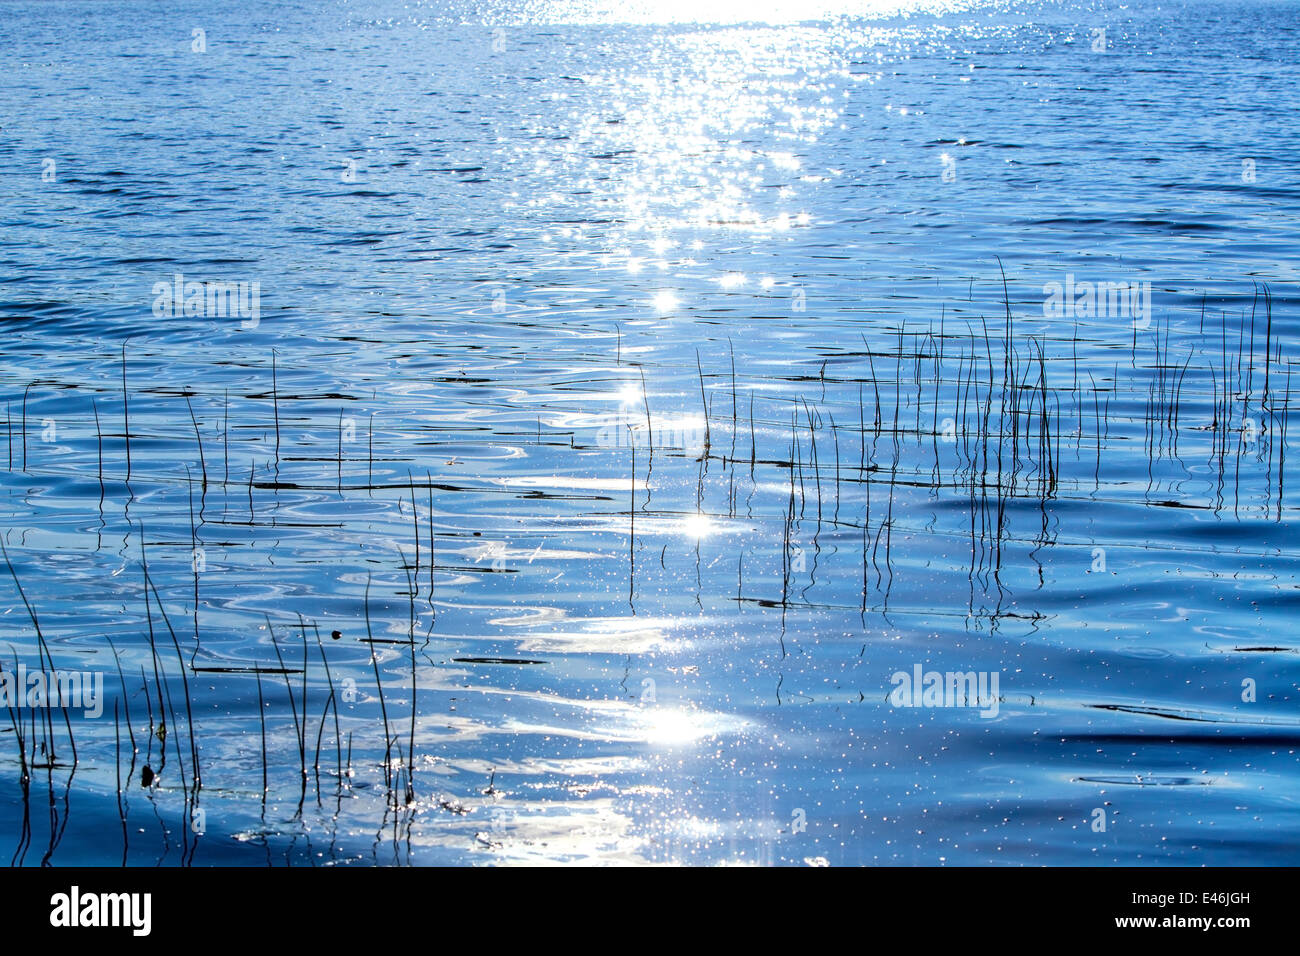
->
0, 0, 1297, 864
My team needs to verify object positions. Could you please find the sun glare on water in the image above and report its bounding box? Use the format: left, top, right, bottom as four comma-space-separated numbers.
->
512, 0, 973, 25
679, 512, 714, 539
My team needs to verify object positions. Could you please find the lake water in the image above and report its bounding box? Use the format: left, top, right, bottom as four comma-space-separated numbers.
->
1, 0, 1298, 865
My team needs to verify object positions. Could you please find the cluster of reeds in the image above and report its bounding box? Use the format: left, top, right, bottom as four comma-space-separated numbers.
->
0, 273, 1291, 862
